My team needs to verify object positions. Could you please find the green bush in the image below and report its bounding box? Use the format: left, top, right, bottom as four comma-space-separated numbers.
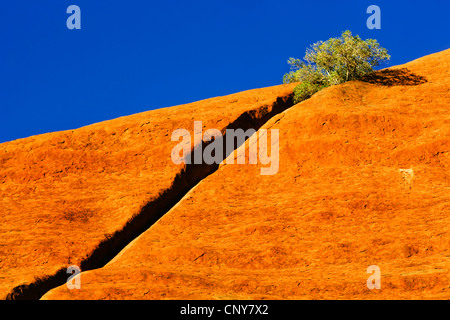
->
292, 82, 325, 104
284, 30, 390, 103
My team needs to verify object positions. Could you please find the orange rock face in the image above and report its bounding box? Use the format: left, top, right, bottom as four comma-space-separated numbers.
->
0, 84, 296, 299
2, 49, 450, 300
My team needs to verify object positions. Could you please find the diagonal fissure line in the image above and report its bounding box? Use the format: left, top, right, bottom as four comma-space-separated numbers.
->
6, 94, 294, 300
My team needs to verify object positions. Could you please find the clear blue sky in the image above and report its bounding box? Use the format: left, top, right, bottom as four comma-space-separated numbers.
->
1, 0, 449, 143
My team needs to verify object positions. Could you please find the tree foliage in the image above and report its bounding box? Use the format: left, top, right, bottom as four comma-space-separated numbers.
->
284, 30, 390, 102
292, 82, 325, 104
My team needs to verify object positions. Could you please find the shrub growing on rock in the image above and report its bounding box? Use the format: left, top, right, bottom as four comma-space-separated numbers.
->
284, 30, 390, 103
292, 82, 325, 104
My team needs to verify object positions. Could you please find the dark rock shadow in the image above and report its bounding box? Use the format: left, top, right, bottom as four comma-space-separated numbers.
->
360, 68, 427, 87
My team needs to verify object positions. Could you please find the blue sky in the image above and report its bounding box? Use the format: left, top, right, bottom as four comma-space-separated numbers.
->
1, 0, 449, 143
